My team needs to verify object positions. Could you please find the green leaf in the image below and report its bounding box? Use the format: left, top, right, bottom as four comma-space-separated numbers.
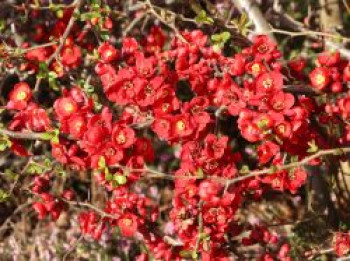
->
79, 11, 102, 21
195, 10, 214, 25
41, 129, 59, 144
0, 189, 9, 203
105, 171, 113, 182
211, 32, 231, 51
114, 175, 127, 185
196, 168, 204, 179
179, 250, 194, 258
0, 20, 5, 32
211, 32, 231, 44
98, 156, 106, 169
239, 165, 250, 174
307, 140, 318, 153
5, 169, 19, 180
100, 30, 110, 41
0, 135, 11, 152
26, 162, 44, 174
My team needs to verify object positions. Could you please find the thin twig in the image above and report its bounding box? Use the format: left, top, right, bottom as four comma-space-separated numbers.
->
46, 0, 83, 65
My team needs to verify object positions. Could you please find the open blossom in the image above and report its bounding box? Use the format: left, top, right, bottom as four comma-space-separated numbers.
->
118, 214, 138, 237
309, 67, 331, 90
6, 20, 349, 260
7, 82, 32, 110
112, 124, 136, 149
98, 42, 119, 63
61, 45, 82, 68
255, 71, 283, 93
334, 232, 350, 257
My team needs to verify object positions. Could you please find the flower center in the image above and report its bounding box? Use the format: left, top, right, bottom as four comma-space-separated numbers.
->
64, 103, 75, 113
106, 148, 115, 156
176, 120, 186, 131
315, 74, 326, 86
251, 63, 261, 74
122, 218, 132, 226
258, 44, 268, 53
17, 91, 27, 100
262, 78, 273, 89
123, 81, 133, 89
162, 103, 170, 112
116, 133, 126, 144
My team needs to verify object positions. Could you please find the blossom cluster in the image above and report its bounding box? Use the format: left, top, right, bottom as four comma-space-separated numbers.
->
4, 14, 350, 259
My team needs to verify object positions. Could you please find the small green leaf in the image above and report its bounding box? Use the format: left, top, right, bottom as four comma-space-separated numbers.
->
196, 168, 204, 179
211, 32, 231, 50
195, 10, 214, 25
239, 165, 250, 174
114, 175, 127, 185
41, 129, 59, 144
105, 171, 113, 182
179, 250, 194, 258
26, 162, 44, 174
0, 20, 6, 32
0, 189, 9, 202
5, 169, 19, 180
0, 135, 11, 152
98, 156, 106, 169
307, 140, 318, 153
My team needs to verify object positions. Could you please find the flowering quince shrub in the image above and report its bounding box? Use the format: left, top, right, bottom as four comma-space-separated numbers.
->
1, 2, 350, 260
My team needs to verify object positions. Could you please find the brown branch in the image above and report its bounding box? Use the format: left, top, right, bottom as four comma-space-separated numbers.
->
46, 0, 83, 66
0, 128, 46, 140
227, 147, 350, 186
61, 198, 116, 219
2, 129, 349, 186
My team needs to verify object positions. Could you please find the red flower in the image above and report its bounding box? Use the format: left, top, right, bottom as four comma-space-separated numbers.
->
252, 35, 278, 62
143, 26, 166, 53
9, 103, 51, 132
135, 53, 156, 78
83, 125, 108, 151
33, 202, 47, 219
67, 114, 87, 139
54, 97, 78, 119
274, 121, 292, 139
338, 96, 350, 119
255, 71, 283, 93
122, 37, 139, 54
240, 123, 262, 143
7, 82, 32, 110
309, 67, 330, 91
152, 116, 171, 140
334, 232, 350, 257
105, 68, 138, 105
133, 138, 154, 163
246, 61, 266, 76
134, 76, 164, 107
170, 114, 194, 140
202, 134, 228, 161
25, 47, 51, 62
317, 51, 340, 67
98, 42, 119, 63
257, 141, 280, 164
286, 167, 307, 194
91, 142, 124, 168
198, 180, 221, 201
118, 214, 138, 237
268, 91, 295, 113
288, 58, 306, 72
61, 45, 82, 67
112, 124, 136, 149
